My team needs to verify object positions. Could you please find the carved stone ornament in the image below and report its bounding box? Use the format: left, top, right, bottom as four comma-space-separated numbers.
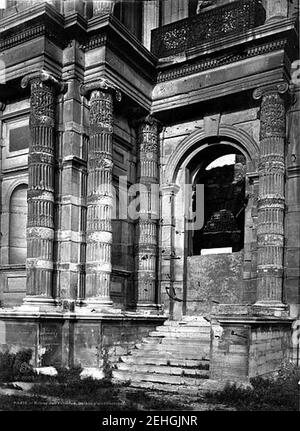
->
253, 81, 289, 100
80, 78, 122, 102
21, 70, 67, 128
21, 69, 67, 94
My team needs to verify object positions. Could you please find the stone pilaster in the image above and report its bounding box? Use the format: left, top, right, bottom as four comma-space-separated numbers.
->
21, 70, 66, 308
80, 79, 121, 309
134, 116, 161, 312
253, 81, 289, 309
160, 184, 180, 317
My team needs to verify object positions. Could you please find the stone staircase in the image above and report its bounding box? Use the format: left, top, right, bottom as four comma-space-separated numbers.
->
113, 317, 220, 395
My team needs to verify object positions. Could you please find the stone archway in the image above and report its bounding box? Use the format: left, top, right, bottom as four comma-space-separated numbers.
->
160, 125, 258, 319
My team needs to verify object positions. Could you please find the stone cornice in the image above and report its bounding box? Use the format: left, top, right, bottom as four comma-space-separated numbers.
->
156, 17, 298, 84
0, 3, 67, 52
81, 15, 157, 84
157, 38, 290, 84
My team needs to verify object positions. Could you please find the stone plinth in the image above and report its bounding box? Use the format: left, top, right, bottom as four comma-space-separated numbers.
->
210, 304, 292, 381
0, 309, 166, 370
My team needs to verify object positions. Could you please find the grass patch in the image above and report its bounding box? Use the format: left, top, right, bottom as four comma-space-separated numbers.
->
205, 362, 300, 411
0, 361, 188, 411
0, 350, 34, 382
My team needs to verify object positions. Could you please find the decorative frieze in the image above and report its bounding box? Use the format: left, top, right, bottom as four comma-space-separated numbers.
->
80, 79, 121, 309
156, 39, 287, 83
253, 81, 289, 308
21, 70, 66, 306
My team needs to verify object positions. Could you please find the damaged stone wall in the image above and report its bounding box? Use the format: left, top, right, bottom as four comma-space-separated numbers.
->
186, 251, 244, 316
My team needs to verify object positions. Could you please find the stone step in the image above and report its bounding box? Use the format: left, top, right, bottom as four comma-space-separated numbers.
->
163, 319, 211, 328
148, 331, 210, 339
117, 363, 209, 377
125, 381, 204, 396
120, 380, 227, 396
126, 349, 210, 361
137, 337, 210, 348
134, 342, 210, 353
112, 370, 210, 386
120, 356, 209, 368
158, 326, 210, 334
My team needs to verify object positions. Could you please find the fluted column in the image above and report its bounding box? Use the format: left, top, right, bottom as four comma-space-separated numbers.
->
134, 116, 161, 312
21, 70, 66, 308
80, 79, 121, 309
253, 81, 289, 309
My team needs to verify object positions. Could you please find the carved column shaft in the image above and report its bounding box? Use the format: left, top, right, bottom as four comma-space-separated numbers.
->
81, 81, 121, 308
253, 82, 289, 307
135, 117, 160, 311
21, 71, 65, 306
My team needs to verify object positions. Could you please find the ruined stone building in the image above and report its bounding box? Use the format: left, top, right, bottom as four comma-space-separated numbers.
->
0, 0, 299, 388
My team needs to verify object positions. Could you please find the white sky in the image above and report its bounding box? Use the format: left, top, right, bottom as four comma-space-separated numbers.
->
206, 154, 236, 170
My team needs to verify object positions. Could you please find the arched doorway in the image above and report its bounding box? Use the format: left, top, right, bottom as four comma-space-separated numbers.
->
162, 126, 258, 319
184, 143, 247, 316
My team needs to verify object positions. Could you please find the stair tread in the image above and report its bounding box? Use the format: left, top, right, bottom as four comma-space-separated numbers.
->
114, 318, 212, 390
117, 363, 209, 375
113, 370, 210, 386
120, 356, 209, 366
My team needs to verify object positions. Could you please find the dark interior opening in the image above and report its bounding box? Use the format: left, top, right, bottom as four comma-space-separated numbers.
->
188, 144, 247, 256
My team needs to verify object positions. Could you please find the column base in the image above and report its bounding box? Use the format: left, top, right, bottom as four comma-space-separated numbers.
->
80, 297, 123, 314
253, 300, 288, 317
135, 303, 162, 315
19, 296, 57, 312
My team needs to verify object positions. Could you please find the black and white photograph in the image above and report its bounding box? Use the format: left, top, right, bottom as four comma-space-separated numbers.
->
0, 0, 299, 418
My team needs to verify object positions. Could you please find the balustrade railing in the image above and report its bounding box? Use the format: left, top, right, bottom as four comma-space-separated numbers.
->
151, 0, 266, 58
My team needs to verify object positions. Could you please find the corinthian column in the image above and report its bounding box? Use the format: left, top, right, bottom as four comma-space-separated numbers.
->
134, 116, 161, 312
253, 81, 289, 309
81, 79, 121, 309
21, 70, 66, 308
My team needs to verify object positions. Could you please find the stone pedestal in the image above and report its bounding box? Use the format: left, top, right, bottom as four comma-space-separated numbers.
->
253, 82, 289, 310
80, 79, 121, 310
20, 70, 66, 310
210, 305, 292, 382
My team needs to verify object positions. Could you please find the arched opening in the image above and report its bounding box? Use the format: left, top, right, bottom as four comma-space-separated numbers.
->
180, 142, 248, 316
188, 144, 247, 256
9, 185, 27, 265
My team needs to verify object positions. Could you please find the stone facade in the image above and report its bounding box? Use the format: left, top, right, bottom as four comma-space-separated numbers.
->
0, 0, 299, 381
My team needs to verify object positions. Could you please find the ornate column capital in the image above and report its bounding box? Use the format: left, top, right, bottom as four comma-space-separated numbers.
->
253, 81, 289, 100
134, 115, 163, 134
80, 78, 122, 102
21, 69, 67, 94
